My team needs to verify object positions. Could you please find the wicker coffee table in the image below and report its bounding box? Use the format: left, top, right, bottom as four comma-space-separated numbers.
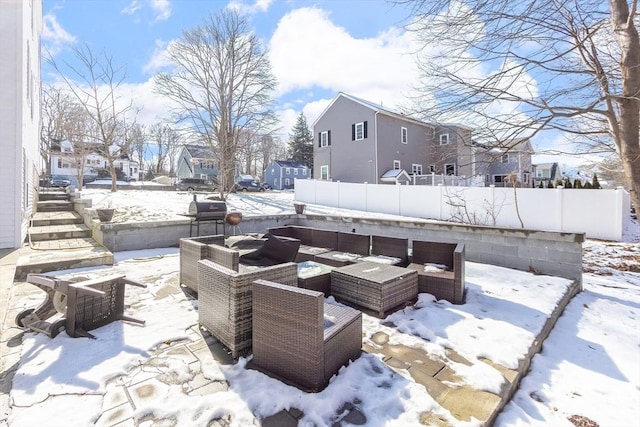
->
297, 261, 334, 296
331, 262, 418, 317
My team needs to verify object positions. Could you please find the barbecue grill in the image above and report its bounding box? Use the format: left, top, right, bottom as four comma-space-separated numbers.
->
188, 196, 227, 236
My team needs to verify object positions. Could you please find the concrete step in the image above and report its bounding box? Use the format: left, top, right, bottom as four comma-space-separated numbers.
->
14, 238, 114, 281
38, 191, 70, 201
37, 200, 74, 212
31, 211, 83, 226
28, 224, 92, 242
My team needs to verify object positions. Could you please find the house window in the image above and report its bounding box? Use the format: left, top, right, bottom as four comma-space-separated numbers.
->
285, 178, 291, 186
321, 165, 329, 180
494, 175, 507, 183
302, 169, 307, 175
429, 164, 436, 173
294, 169, 298, 175
445, 163, 456, 175
412, 164, 422, 175
523, 172, 530, 185
536, 169, 543, 178
501, 154, 509, 163
393, 160, 401, 170
319, 131, 330, 147
401, 127, 408, 144
352, 121, 368, 141
285, 167, 291, 174
440, 134, 449, 145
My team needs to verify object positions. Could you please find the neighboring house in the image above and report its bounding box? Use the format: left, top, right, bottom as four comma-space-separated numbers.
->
532, 162, 562, 187
0, 0, 42, 249
49, 140, 140, 182
175, 145, 219, 183
312, 92, 533, 187
475, 138, 535, 187
312, 92, 474, 184
263, 160, 312, 190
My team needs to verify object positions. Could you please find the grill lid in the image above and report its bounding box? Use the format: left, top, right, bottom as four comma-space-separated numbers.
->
188, 200, 227, 220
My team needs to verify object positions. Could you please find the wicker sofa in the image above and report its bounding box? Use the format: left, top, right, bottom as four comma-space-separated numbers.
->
251, 279, 362, 391
197, 259, 298, 358
314, 231, 371, 267
268, 226, 338, 262
406, 241, 466, 304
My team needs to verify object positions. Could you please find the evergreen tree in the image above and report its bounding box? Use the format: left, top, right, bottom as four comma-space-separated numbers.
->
546, 180, 554, 188
573, 179, 582, 189
538, 181, 544, 188
584, 181, 593, 189
592, 173, 602, 189
288, 113, 314, 170
563, 177, 572, 188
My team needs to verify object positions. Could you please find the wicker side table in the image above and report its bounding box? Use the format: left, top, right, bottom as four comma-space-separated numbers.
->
297, 261, 335, 296
331, 262, 418, 317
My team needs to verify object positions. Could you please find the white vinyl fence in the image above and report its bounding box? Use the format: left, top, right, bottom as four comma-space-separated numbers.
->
294, 179, 631, 241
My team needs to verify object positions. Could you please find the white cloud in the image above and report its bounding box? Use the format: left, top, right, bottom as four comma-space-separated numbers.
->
42, 13, 76, 55
227, 0, 274, 15
142, 39, 174, 74
121, 0, 142, 15
269, 7, 421, 109
150, 0, 172, 22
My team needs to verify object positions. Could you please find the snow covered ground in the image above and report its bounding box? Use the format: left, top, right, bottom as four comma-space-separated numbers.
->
9, 187, 640, 426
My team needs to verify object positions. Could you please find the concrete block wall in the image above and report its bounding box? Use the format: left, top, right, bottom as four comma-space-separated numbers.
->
89, 212, 583, 286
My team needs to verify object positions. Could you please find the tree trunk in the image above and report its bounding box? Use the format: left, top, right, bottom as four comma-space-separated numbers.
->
610, 0, 640, 212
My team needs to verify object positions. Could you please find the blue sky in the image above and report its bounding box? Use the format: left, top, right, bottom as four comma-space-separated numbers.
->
41, 0, 588, 168
42, 0, 415, 137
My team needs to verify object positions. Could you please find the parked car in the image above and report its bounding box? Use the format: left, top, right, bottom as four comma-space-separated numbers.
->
234, 180, 265, 192
49, 175, 71, 188
261, 183, 272, 190
175, 178, 216, 192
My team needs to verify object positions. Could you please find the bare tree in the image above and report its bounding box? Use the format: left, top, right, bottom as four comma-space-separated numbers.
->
401, 0, 640, 211
41, 84, 74, 176
126, 122, 146, 180
46, 43, 135, 192
154, 9, 278, 198
63, 104, 94, 190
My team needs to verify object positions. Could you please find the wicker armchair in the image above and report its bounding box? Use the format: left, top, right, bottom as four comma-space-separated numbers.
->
406, 241, 466, 304
252, 279, 362, 391
179, 235, 226, 292
197, 259, 298, 358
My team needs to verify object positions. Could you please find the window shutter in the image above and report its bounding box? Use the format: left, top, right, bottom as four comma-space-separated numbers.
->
318, 132, 321, 147
364, 121, 368, 138
328, 130, 331, 145
352, 124, 355, 141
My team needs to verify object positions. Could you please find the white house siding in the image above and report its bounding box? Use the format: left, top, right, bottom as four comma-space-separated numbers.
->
0, 0, 42, 249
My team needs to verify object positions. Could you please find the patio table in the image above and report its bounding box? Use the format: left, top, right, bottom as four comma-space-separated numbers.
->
331, 262, 418, 317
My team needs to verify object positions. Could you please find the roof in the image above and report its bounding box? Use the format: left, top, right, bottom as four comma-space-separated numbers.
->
312, 92, 437, 130
272, 160, 309, 169
184, 144, 216, 159
380, 169, 411, 183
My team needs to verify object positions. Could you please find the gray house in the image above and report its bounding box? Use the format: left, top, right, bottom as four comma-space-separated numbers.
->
312, 92, 533, 187
532, 162, 562, 187
175, 145, 219, 183
263, 160, 311, 190
474, 138, 535, 187
312, 92, 474, 184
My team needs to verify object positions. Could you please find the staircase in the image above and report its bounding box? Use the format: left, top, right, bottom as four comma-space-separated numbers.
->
14, 188, 114, 280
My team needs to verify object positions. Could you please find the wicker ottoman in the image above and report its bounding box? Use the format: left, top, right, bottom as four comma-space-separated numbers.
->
331, 262, 418, 317
297, 261, 334, 296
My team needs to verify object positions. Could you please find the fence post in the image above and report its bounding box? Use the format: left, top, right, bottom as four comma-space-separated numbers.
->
615, 186, 624, 241
438, 183, 444, 220
556, 185, 564, 232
